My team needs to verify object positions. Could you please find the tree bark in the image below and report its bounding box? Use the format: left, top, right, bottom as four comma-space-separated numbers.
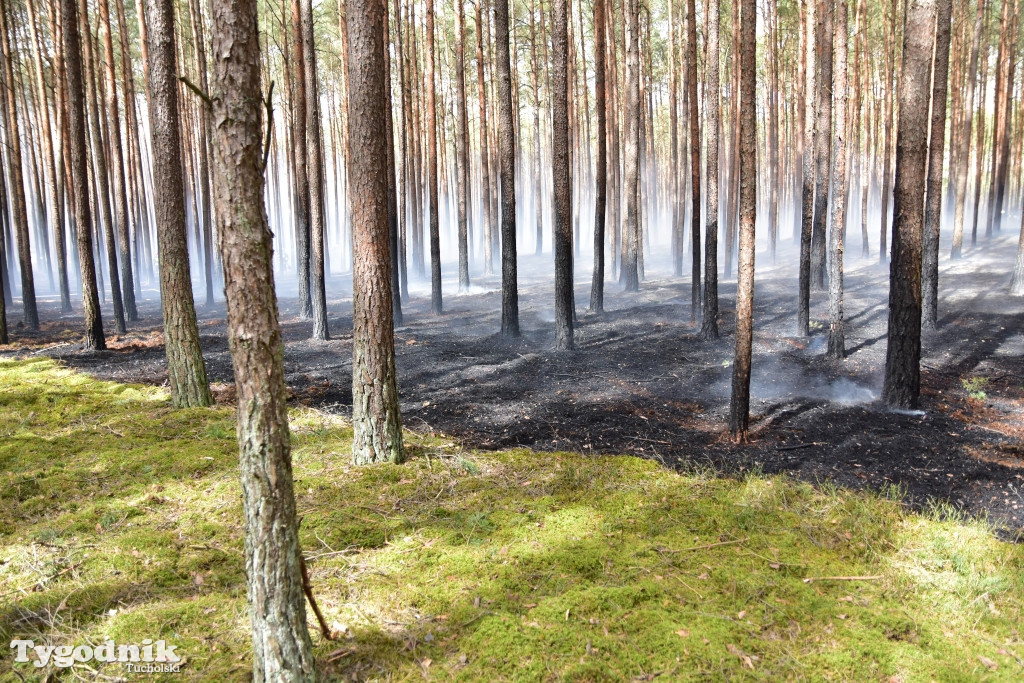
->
80, 0, 127, 332
984, 0, 1013, 238
951, 0, 983, 259
883, 0, 936, 409
208, 0, 316, 678
589, 0, 607, 313
300, 0, 329, 340
969, 22, 988, 248
143, 0, 213, 407
495, 0, 519, 336
922, 0, 952, 329
396, 0, 411, 298
382, 2, 403, 326
768, 0, 780, 263
348, 0, 403, 465
426, 0, 442, 314
685, 0, 701, 321
456, 1, 470, 291
185, 0, 213, 309
552, 0, 574, 350
289, 0, 311, 319
529, 0, 544, 256
700, 0, 720, 340
668, 0, 681, 276
98, 0, 138, 320
621, 0, 640, 292
828, 0, 849, 359
798, 0, 815, 335
810, 0, 834, 291
729, 0, 756, 441
60, 0, 104, 349
879, 0, 898, 264
475, 0, 495, 277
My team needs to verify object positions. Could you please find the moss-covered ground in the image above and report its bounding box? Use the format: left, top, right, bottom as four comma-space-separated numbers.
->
1, 357, 1022, 681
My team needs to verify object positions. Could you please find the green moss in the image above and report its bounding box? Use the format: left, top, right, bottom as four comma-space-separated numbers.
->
0, 358, 1022, 681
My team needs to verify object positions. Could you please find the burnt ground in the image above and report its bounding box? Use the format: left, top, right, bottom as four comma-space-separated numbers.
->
4, 233, 1024, 537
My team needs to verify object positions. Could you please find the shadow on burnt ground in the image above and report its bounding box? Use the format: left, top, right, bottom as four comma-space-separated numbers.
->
5, 237, 1024, 536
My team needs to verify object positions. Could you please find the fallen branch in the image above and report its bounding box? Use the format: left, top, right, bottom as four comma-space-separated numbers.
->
776, 442, 823, 452
661, 537, 749, 553
299, 553, 334, 640
802, 575, 882, 584
672, 574, 704, 600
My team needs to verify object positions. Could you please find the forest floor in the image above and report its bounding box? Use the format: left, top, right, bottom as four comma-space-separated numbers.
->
1, 358, 1022, 681
3, 233, 1024, 537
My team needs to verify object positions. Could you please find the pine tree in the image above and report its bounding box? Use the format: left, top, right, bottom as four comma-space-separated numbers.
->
882, 0, 937, 409
143, 0, 213, 408
208, 0, 315, 677
349, 0, 403, 464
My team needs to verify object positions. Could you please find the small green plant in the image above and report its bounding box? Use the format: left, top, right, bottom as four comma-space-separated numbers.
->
456, 456, 480, 475
961, 376, 989, 401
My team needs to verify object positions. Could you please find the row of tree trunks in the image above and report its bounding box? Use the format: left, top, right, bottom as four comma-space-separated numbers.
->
0, 0, 39, 329
24, 0, 70, 313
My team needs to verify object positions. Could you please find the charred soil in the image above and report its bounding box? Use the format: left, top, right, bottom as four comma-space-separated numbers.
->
6, 237, 1024, 535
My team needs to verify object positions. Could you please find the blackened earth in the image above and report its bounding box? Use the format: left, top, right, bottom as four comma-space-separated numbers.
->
6, 234, 1024, 537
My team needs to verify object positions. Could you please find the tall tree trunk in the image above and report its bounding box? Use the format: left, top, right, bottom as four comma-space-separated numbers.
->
810, 0, 834, 291
98, 0, 137, 320
970, 24, 988, 248
984, 0, 1012, 238
80, 0, 126, 333
456, 1, 470, 291
768, 0, 780, 263
700, 0, 720, 340
879, 0, 898, 263
182, 0, 212, 310
883, 0, 936, 409
208, 0, 315, 679
300, 0, 329, 339
495, 0, 519, 336
668, 0, 681, 276
426, 0, 442, 314
348, 0, 403, 465
382, 2, 403, 326
0, 227, 5, 340
143, 0, 213, 407
60, 0, 104, 349
1012, 214, 1024, 294
553, 0, 573, 349
990, 0, 1018, 236
621, 0, 639, 291
685, 0, 701, 321
922, 0, 953, 328
724, 0, 739, 278
289, 0, 311, 318
475, 0, 495, 277
798, 0, 815, 335
857, 0, 870, 257
828, 0, 849, 359
396, 0, 411, 297
590, 0, 607, 313
0, 0, 39, 329
117, 0, 152, 287
729, 0, 756, 441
